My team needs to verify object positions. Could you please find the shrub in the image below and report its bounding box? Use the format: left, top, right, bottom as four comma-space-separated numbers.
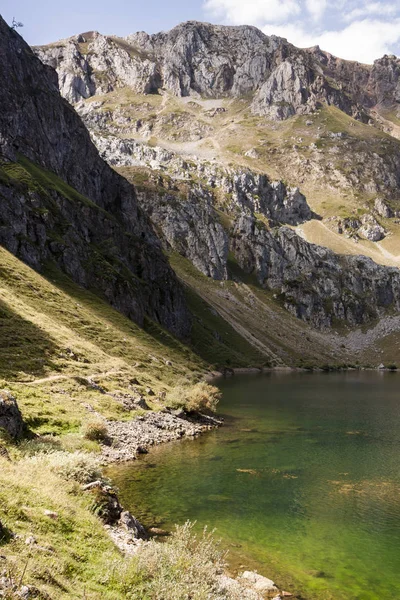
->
23, 451, 101, 484
168, 382, 221, 414
82, 419, 108, 442
114, 522, 231, 600
186, 383, 221, 413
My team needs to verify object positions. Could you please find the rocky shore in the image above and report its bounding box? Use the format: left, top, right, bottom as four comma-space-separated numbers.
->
97, 410, 292, 599
102, 409, 222, 462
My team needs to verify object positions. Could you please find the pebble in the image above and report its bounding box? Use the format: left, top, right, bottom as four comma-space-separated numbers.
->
25, 536, 36, 545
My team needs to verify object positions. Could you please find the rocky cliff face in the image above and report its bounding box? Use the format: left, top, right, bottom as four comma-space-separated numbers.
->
232, 217, 400, 328
35, 21, 400, 122
0, 17, 190, 338
91, 133, 312, 226
90, 133, 313, 281
93, 135, 400, 329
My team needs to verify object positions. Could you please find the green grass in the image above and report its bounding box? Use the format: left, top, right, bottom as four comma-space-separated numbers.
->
0, 457, 126, 599
169, 253, 269, 369
17, 154, 106, 212
185, 286, 266, 369
0, 246, 209, 432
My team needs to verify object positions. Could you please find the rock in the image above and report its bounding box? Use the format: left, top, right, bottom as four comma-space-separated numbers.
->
218, 575, 263, 600
36, 21, 399, 123
0, 391, 24, 440
119, 511, 147, 539
358, 214, 386, 241
0, 445, 10, 461
245, 148, 259, 159
374, 197, 393, 218
0, 16, 192, 341
43, 510, 58, 520
19, 585, 31, 599
25, 536, 37, 546
102, 411, 221, 462
252, 59, 317, 120
149, 527, 169, 536
88, 486, 123, 524
240, 571, 278, 593
82, 480, 103, 491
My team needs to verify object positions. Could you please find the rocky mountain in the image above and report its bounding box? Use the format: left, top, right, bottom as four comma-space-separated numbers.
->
0, 16, 190, 338
35, 21, 400, 121
32, 20, 400, 334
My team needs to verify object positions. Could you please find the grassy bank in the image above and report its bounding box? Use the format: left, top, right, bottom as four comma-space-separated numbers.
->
0, 242, 268, 599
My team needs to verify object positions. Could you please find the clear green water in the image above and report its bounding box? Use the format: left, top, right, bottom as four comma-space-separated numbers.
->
108, 372, 400, 599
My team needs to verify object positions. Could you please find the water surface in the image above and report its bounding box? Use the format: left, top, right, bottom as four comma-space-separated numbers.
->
108, 372, 400, 599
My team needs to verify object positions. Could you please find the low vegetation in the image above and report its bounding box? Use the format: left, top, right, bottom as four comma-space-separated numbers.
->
168, 382, 221, 413
114, 523, 233, 600
82, 419, 109, 443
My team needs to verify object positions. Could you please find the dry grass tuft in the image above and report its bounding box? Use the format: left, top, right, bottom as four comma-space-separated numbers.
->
82, 419, 109, 443
168, 382, 221, 413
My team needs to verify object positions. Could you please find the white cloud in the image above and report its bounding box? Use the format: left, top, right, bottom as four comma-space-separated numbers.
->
306, 0, 327, 21
203, 0, 301, 26
344, 2, 398, 21
203, 0, 400, 62
263, 18, 400, 63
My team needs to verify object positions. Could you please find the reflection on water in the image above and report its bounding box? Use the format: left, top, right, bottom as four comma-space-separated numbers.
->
108, 372, 400, 600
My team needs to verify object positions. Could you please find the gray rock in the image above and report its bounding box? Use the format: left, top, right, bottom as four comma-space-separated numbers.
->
358, 214, 386, 241
0, 391, 24, 440
232, 216, 400, 328
119, 510, 147, 539
0, 17, 191, 340
374, 197, 393, 218
36, 21, 400, 122
240, 571, 278, 593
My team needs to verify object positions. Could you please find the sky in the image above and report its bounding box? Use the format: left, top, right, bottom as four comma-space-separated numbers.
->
2, 0, 400, 64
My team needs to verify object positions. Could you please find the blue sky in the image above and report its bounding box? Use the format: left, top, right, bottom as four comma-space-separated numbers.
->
2, 0, 400, 63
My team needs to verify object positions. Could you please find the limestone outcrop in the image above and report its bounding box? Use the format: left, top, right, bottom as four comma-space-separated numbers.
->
35, 22, 400, 121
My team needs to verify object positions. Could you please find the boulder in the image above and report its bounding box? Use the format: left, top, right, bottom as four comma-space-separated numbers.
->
374, 198, 393, 218
245, 148, 259, 159
0, 390, 24, 439
240, 571, 278, 594
119, 510, 147, 539
218, 575, 262, 600
89, 485, 123, 524
358, 214, 386, 241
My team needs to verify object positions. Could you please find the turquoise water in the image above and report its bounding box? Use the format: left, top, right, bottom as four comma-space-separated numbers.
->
108, 372, 400, 599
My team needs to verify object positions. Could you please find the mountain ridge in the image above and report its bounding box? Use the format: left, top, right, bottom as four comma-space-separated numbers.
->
35, 20, 400, 122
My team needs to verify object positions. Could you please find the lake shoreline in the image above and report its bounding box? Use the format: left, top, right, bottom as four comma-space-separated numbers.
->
101, 409, 223, 463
